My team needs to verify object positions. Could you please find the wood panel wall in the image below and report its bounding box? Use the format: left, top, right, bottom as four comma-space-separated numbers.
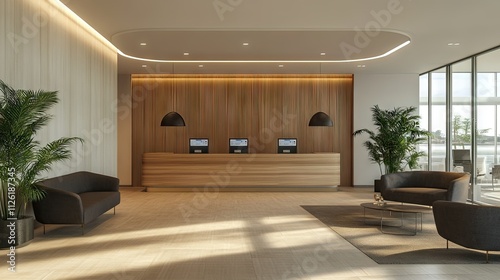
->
131, 74, 353, 187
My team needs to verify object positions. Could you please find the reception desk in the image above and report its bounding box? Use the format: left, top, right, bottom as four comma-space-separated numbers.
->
142, 153, 340, 191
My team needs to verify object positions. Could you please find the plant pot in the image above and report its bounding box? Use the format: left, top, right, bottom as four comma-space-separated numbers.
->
374, 179, 382, 192
0, 216, 34, 249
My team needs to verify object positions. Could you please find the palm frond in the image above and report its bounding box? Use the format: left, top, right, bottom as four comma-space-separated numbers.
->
353, 105, 430, 175
0, 80, 83, 218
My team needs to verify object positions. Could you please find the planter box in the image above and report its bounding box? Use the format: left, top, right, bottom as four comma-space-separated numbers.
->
0, 216, 34, 249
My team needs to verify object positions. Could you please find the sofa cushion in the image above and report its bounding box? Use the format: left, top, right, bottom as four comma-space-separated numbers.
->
382, 171, 466, 190
383, 187, 448, 206
380, 171, 470, 206
80, 192, 120, 224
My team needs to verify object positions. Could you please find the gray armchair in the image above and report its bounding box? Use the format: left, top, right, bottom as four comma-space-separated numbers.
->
433, 200, 500, 262
380, 171, 470, 206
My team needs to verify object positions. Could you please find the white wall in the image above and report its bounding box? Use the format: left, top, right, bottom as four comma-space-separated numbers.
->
353, 74, 419, 186
0, 0, 118, 178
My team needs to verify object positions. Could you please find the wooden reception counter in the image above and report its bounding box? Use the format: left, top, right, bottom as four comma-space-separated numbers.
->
142, 153, 340, 192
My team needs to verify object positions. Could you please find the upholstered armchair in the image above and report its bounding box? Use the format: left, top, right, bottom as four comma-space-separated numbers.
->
380, 171, 470, 206
433, 200, 500, 262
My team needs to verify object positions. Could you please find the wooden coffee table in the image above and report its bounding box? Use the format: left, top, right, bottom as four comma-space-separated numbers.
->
360, 202, 432, 235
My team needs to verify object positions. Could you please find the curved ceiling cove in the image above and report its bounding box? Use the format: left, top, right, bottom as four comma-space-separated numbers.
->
112, 30, 410, 63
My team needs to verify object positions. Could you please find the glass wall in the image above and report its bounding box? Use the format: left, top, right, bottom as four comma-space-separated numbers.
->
477, 49, 500, 204
420, 47, 500, 205
430, 68, 447, 171
418, 74, 429, 170
451, 60, 472, 175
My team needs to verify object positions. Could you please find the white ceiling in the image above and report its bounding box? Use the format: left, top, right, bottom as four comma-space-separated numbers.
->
61, 0, 500, 75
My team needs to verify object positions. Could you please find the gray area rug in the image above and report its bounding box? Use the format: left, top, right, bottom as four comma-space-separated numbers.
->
301, 205, 500, 264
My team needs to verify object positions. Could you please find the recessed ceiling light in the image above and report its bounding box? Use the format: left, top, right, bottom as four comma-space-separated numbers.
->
448, 42, 460, 46
198, 65, 204, 68
183, 52, 190, 56
320, 52, 326, 56
243, 42, 249, 46
141, 65, 147, 68
140, 43, 147, 46
116, 40, 409, 64
278, 64, 284, 68
357, 64, 366, 68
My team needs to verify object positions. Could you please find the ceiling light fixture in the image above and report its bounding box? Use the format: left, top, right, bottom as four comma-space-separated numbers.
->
161, 63, 186, 127
278, 65, 284, 68
243, 42, 249, 46
448, 43, 460, 46
198, 65, 204, 68
140, 43, 147, 46
183, 52, 190, 56
161, 112, 186, 126
320, 53, 326, 56
357, 65, 366, 68
142, 65, 147, 68
115, 40, 410, 64
309, 112, 333, 127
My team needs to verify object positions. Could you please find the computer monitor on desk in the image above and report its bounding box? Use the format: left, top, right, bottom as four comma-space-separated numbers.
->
189, 138, 209, 154
229, 138, 248, 154
278, 138, 297, 154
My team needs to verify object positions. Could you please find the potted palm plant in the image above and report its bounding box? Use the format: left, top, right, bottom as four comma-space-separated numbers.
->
353, 105, 429, 191
0, 80, 81, 248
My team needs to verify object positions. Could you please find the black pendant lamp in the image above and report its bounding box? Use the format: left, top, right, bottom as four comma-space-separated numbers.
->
308, 112, 333, 126
160, 111, 185, 126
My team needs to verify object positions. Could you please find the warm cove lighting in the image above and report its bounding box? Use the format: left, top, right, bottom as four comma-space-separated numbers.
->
117, 40, 411, 64
54, 0, 410, 64
52, 0, 117, 52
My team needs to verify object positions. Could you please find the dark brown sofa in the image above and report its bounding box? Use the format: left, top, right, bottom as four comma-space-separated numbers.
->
380, 171, 470, 206
33, 171, 120, 233
433, 200, 500, 262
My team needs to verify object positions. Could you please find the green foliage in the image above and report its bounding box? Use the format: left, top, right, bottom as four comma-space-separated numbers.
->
452, 115, 490, 148
353, 105, 430, 175
0, 80, 82, 219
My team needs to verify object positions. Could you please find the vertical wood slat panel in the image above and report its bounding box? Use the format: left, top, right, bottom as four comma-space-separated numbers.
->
282, 79, 300, 140
179, 78, 200, 152
132, 85, 146, 187
227, 80, 253, 140
315, 79, 334, 152
250, 80, 261, 153
213, 79, 228, 153
199, 79, 216, 152
131, 74, 353, 186
305, 81, 318, 153
154, 82, 169, 152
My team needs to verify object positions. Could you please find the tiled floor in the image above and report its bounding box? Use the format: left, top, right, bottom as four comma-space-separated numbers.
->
2, 187, 500, 280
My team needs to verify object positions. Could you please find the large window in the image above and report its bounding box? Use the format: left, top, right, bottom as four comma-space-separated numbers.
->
420, 47, 500, 205
476, 50, 500, 204
430, 68, 447, 171
418, 74, 429, 170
